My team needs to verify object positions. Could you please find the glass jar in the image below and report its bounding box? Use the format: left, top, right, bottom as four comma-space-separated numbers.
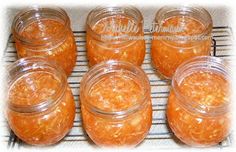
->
151, 6, 213, 78
12, 7, 77, 76
86, 6, 146, 66
167, 56, 231, 147
80, 60, 152, 147
6, 57, 76, 145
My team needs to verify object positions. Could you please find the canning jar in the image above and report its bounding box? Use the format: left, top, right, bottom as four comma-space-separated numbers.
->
6, 57, 76, 145
80, 60, 152, 147
86, 6, 146, 66
12, 7, 77, 76
151, 6, 213, 78
167, 56, 231, 147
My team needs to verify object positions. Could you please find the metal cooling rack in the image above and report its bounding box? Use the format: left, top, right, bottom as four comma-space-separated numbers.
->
2, 26, 234, 149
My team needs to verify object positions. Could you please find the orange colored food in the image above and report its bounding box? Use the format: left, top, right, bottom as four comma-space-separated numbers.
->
15, 19, 77, 76
151, 16, 211, 78
81, 74, 152, 147
7, 72, 75, 145
86, 15, 145, 66
167, 71, 231, 146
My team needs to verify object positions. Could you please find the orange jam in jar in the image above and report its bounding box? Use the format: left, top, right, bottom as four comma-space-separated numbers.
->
167, 56, 231, 147
151, 6, 212, 78
12, 7, 77, 76
86, 6, 146, 66
6, 57, 76, 145
80, 60, 152, 147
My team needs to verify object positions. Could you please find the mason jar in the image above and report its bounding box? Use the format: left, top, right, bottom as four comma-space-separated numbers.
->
86, 6, 146, 66
167, 56, 231, 146
80, 60, 152, 147
6, 57, 76, 145
12, 7, 77, 76
151, 6, 213, 78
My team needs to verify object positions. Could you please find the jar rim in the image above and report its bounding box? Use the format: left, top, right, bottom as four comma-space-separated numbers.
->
154, 5, 213, 47
12, 6, 70, 48
80, 60, 150, 118
7, 56, 67, 114
172, 56, 231, 116
86, 5, 144, 46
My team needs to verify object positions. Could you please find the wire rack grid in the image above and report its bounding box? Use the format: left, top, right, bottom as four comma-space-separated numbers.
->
2, 26, 234, 149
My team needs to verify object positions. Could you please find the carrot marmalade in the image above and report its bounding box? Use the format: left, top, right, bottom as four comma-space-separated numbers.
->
86, 7, 145, 66
167, 57, 231, 146
12, 8, 77, 76
151, 6, 212, 78
7, 57, 76, 145
80, 61, 152, 147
